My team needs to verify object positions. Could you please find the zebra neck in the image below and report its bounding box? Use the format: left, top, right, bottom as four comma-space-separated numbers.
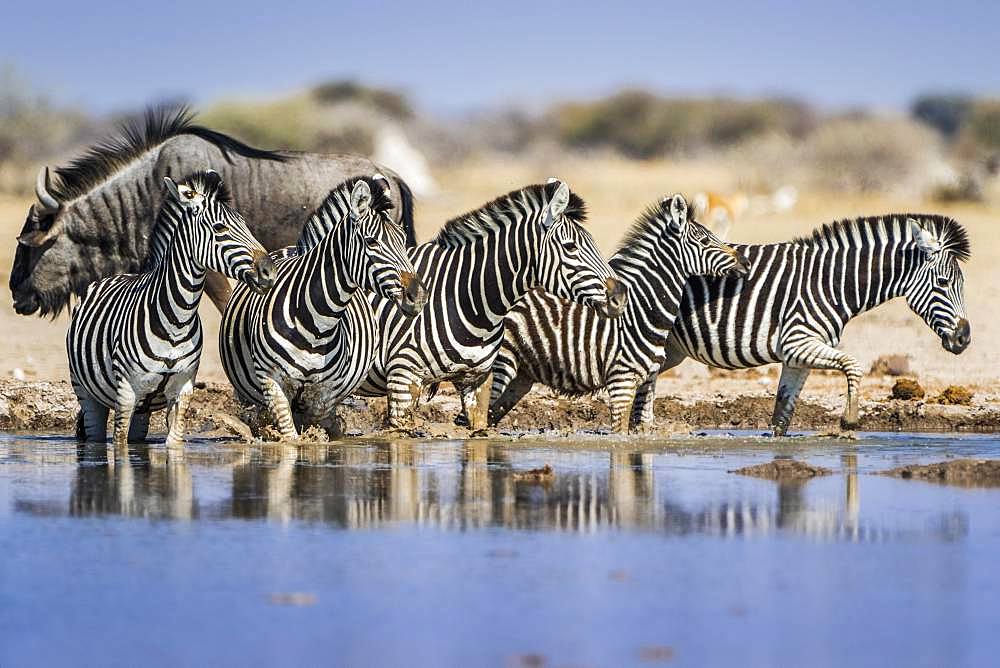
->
825, 243, 924, 319
299, 223, 361, 320
424, 227, 535, 327
149, 227, 208, 323
611, 255, 684, 338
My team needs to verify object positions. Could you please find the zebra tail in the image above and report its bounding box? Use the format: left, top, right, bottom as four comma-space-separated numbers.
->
423, 382, 440, 403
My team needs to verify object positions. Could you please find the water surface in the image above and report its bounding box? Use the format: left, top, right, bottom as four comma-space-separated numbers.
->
2, 432, 999, 667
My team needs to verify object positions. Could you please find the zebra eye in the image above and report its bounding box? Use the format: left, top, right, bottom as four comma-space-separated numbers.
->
212, 223, 229, 233
184, 190, 196, 200
365, 237, 380, 250
936, 276, 950, 288
561, 241, 579, 253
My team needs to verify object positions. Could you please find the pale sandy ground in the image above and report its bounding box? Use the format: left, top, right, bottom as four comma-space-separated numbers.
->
1, 156, 997, 419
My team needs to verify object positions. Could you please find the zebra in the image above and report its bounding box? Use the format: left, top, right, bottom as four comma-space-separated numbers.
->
219, 176, 427, 440
488, 193, 749, 433
67, 171, 275, 449
659, 214, 971, 435
303, 180, 626, 429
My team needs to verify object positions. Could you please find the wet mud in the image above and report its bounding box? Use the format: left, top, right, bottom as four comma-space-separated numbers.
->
3, 378, 1000, 438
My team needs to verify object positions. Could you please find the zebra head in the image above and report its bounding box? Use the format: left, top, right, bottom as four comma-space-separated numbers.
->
163, 171, 275, 294
536, 180, 627, 318
903, 217, 970, 354
344, 179, 427, 317
661, 194, 749, 277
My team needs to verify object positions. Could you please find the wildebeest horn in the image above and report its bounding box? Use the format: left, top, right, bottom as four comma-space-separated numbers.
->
35, 167, 60, 214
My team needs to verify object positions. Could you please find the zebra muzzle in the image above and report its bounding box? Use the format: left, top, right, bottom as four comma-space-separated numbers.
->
600, 278, 628, 318
398, 272, 428, 317
730, 251, 751, 277
249, 251, 276, 294
942, 318, 971, 354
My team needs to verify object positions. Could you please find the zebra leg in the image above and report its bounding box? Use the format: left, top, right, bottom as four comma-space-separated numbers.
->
385, 368, 420, 428
457, 373, 492, 430
112, 378, 138, 452
127, 412, 151, 443
260, 376, 299, 440
607, 375, 640, 434
76, 399, 110, 442
783, 341, 864, 431
770, 365, 811, 436
628, 372, 659, 431
488, 372, 534, 427
165, 380, 195, 448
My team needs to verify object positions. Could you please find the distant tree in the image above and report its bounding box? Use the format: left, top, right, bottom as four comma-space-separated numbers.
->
911, 94, 973, 139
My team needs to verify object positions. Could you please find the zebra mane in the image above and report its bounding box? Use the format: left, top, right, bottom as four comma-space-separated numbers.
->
613, 197, 698, 254
49, 106, 285, 202
795, 214, 970, 262
433, 183, 587, 248
295, 175, 396, 253
139, 170, 234, 272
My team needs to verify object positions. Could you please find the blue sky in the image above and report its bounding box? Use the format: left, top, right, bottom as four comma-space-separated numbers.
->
3, 0, 999, 114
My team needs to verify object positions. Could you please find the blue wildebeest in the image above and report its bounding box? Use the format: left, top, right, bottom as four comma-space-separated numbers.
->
10, 107, 417, 317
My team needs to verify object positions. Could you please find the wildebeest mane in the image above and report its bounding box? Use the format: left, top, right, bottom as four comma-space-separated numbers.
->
49, 106, 286, 202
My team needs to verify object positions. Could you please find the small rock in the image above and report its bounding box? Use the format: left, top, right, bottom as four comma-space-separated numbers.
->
891, 378, 925, 400
731, 459, 832, 480
932, 385, 973, 406
512, 464, 554, 484
881, 459, 1000, 487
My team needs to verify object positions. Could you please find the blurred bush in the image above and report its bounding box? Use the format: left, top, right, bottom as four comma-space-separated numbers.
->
729, 114, 943, 195
911, 94, 973, 139
200, 80, 416, 156
549, 90, 815, 158
0, 67, 96, 194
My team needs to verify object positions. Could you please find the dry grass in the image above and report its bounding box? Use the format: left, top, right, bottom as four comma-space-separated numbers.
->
2, 156, 999, 393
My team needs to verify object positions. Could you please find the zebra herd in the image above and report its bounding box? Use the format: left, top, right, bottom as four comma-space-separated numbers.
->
60, 165, 971, 447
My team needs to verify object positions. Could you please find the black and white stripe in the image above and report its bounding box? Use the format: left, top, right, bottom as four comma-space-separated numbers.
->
219, 176, 425, 439
489, 194, 748, 432
67, 171, 274, 448
358, 180, 626, 428
298, 180, 621, 428
661, 214, 971, 434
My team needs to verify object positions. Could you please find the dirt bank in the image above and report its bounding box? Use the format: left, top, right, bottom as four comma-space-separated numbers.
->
4, 377, 1000, 439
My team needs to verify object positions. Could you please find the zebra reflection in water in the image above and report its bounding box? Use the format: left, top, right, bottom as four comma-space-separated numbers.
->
11, 445, 966, 542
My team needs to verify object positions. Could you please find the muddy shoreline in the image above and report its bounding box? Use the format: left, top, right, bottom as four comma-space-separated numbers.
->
3, 377, 999, 438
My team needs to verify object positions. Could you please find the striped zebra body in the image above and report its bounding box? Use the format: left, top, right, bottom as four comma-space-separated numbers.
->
661, 214, 971, 434
351, 181, 626, 429
489, 194, 748, 433
219, 177, 424, 439
67, 171, 273, 448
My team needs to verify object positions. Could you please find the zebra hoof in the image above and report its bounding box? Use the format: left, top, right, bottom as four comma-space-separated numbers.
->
839, 415, 860, 431
453, 413, 469, 427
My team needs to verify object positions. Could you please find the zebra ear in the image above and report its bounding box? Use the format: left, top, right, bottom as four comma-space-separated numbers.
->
546, 182, 571, 225
662, 194, 689, 232
908, 218, 941, 257
350, 180, 373, 218
163, 177, 182, 202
